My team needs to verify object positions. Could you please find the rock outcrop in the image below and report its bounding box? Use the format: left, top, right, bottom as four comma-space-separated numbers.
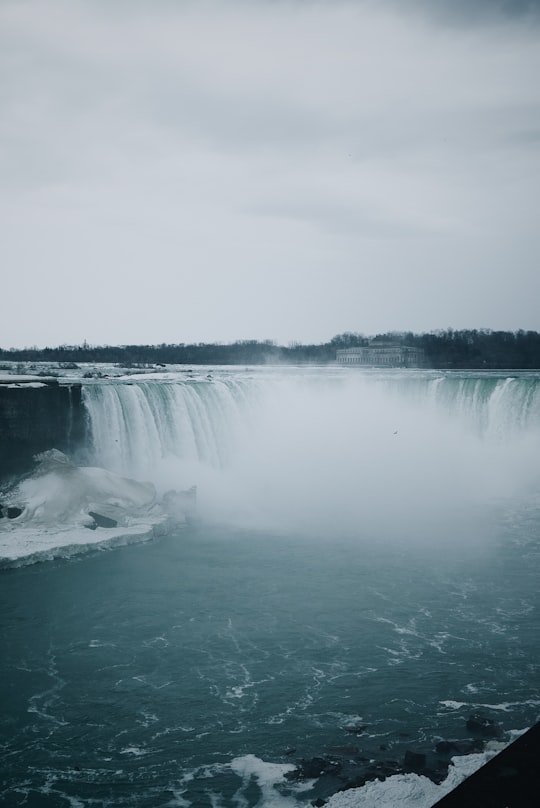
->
0, 380, 86, 478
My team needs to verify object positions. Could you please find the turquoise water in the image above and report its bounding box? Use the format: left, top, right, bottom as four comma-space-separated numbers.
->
2, 368, 540, 806
1, 510, 539, 806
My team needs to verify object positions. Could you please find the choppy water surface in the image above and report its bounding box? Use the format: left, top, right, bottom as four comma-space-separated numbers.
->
2, 368, 540, 806
1, 509, 539, 807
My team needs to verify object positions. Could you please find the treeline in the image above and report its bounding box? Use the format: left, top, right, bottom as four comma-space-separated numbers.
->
1, 330, 540, 369
405, 329, 540, 369
328, 329, 540, 368
0, 339, 335, 366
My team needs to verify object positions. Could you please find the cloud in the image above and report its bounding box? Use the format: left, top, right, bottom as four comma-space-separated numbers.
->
386, 0, 540, 25
0, 0, 539, 347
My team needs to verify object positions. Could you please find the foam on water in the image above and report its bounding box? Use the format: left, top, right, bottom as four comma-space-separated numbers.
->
229, 755, 321, 808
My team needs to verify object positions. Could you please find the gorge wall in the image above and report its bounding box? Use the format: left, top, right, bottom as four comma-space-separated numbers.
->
0, 380, 87, 479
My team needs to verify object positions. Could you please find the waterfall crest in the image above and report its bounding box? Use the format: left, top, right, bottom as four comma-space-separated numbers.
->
82, 377, 257, 480
81, 370, 540, 536
83, 372, 540, 475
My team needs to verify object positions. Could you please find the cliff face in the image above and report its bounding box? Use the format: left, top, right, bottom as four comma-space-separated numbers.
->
0, 381, 87, 479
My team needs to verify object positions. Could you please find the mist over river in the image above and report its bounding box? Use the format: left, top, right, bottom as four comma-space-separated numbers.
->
1, 367, 540, 807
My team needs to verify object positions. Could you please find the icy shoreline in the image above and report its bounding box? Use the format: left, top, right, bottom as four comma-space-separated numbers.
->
0, 450, 190, 568
218, 736, 513, 808
0, 517, 170, 569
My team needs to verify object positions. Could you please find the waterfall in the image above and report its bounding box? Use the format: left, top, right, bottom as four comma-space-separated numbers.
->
82, 372, 540, 475
82, 376, 259, 482
80, 370, 540, 535
423, 374, 540, 437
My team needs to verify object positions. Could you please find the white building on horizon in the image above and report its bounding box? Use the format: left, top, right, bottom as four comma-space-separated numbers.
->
336, 342, 425, 368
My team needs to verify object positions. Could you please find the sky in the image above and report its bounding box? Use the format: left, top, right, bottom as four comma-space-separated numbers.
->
1, 0, 540, 349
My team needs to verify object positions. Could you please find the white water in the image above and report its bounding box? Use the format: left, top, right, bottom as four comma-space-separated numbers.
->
4, 366, 540, 562
83, 368, 540, 541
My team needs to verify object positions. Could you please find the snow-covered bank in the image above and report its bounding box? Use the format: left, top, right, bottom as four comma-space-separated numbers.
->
323, 752, 492, 808
0, 450, 190, 568
0, 520, 169, 568
325, 727, 528, 808
227, 740, 510, 808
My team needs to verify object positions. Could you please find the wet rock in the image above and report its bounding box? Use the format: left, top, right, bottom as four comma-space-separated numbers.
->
466, 713, 503, 738
286, 757, 342, 780
339, 774, 369, 790
369, 762, 399, 780
435, 741, 454, 754
403, 750, 426, 771
7, 506, 23, 519
339, 759, 403, 792
327, 746, 359, 756
435, 739, 485, 756
344, 724, 367, 735
87, 511, 118, 528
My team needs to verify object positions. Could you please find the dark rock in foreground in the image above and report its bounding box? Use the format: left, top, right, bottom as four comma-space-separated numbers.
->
403, 749, 426, 771
285, 714, 532, 806
0, 503, 23, 519
0, 381, 86, 478
435, 739, 485, 756
431, 721, 540, 808
466, 712, 503, 738
286, 757, 342, 780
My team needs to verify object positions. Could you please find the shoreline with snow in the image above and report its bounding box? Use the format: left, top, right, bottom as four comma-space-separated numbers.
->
0, 517, 171, 569
0, 449, 192, 568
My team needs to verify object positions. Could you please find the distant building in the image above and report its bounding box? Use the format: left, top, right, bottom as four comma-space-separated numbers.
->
336, 341, 425, 368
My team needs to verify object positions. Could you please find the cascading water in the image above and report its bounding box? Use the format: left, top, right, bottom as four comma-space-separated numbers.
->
408, 373, 540, 438
81, 369, 540, 536
83, 375, 258, 476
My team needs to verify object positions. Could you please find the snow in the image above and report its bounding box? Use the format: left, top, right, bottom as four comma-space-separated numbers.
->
0, 450, 175, 567
226, 745, 508, 808
324, 743, 508, 808
0, 521, 165, 568
2, 381, 48, 388
0, 375, 56, 384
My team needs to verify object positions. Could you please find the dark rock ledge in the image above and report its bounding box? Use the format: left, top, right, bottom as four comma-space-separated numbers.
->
431, 720, 540, 808
282, 712, 534, 806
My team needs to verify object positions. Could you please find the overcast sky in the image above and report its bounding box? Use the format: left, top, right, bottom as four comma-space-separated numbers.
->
1, 0, 539, 348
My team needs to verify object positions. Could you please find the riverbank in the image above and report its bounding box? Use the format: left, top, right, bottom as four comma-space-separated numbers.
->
0, 517, 169, 569
432, 720, 540, 807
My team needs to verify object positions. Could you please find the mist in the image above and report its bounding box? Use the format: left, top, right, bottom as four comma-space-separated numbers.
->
139, 373, 540, 545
